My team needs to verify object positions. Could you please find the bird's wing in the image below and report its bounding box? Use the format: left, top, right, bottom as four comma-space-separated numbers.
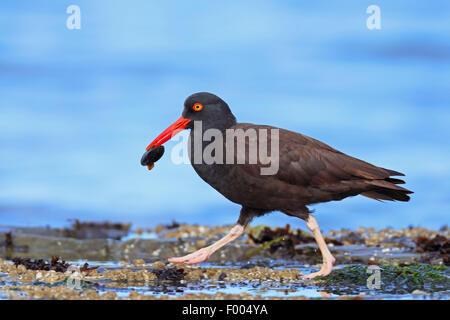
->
228, 123, 406, 192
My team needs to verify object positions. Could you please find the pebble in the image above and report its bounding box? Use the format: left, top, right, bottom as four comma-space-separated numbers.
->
151, 261, 166, 269
133, 259, 145, 267
412, 290, 430, 295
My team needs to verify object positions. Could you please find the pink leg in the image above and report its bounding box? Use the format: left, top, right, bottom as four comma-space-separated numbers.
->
301, 215, 336, 279
168, 224, 245, 264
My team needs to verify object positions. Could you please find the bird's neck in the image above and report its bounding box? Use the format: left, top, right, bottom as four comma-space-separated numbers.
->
187, 114, 237, 167
192, 115, 237, 133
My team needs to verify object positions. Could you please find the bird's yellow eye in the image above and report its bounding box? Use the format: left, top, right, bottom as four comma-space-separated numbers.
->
193, 103, 203, 112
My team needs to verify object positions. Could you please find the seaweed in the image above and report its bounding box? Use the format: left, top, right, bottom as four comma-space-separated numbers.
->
248, 224, 341, 258
416, 234, 449, 266
218, 272, 227, 281
79, 262, 100, 272
165, 221, 181, 230
4, 232, 13, 249
12, 256, 70, 272
244, 235, 287, 258
317, 264, 450, 295
12, 256, 98, 274
152, 267, 186, 281
416, 235, 449, 253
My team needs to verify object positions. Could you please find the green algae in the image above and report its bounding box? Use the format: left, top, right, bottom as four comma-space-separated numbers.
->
317, 264, 450, 295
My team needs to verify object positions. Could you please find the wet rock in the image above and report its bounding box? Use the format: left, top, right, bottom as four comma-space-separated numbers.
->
161, 224, 230, 240
412, 289, 430, 295
155, 225, 165, 234
133, 259, 146, 267
61, 220, 131, 240
101, 291, 118, 300
0, 231, 29, 255
381, 236, 416, 249
338, 232, 365, 245
240, 262, 269, 269
103, 269, 157, 281
151, 261, 166, 269
329, 244, 418, 266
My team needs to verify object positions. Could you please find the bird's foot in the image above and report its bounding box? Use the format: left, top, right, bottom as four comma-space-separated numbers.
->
168, 248, 211, 264
301, 256, 335, 279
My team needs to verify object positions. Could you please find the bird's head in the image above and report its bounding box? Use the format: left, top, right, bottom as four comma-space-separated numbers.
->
145, 92, 236, 150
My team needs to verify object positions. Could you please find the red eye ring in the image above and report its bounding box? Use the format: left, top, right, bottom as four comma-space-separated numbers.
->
193, 103, 203, 111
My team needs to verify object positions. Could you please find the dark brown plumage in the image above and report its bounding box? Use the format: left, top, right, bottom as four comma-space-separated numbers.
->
144, 92, 413, 277
232, 123, 411, 205
189, 121, 412, 225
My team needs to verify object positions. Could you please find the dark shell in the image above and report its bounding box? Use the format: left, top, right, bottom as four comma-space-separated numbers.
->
141, 146, 165, 166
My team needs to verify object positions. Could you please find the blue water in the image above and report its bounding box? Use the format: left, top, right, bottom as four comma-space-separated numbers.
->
0, 1, 449, 230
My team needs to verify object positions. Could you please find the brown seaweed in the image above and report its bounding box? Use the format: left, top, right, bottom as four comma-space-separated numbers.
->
12, 256, 70, 272
248, 224, 342, 258
416, 234, 449, 266
152, 267, 186, 281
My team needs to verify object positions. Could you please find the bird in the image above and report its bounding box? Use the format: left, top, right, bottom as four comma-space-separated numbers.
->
143, 92, 413, 279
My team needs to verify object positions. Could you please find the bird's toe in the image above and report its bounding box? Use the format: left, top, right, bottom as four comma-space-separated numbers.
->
168, 249, 210, 264
301, 261, 334, 279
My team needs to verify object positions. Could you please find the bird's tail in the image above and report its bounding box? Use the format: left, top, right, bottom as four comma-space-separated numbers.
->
361, 170, 413, 202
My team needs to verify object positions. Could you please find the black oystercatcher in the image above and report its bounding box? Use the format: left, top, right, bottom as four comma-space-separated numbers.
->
143, 92, 413, 278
